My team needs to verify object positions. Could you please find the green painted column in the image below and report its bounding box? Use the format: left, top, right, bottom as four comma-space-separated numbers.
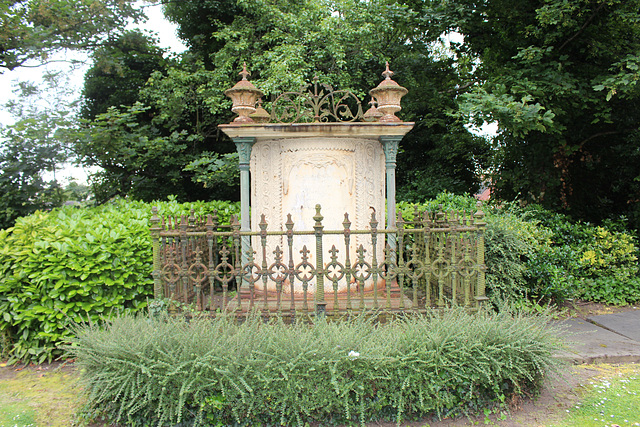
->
234, 137, 256, 263
380, 136, 401, 254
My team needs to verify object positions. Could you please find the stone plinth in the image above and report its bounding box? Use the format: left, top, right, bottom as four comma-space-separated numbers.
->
219, 123, 414, 295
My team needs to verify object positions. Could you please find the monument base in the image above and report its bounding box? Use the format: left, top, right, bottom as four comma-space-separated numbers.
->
231, 279, 413, 314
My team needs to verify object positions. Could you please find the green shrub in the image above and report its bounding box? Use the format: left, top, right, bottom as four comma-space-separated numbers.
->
396, 192, 479, 223
68, 308, 561, 426
575, 226, 640, 304
525, 244, 579, 302
517, 205, 640, 305
0, 198, 240, 363
483, 213, 548, 302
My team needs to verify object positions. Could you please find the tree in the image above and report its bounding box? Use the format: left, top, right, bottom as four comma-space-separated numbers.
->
157, 0, 487, 201
0, 0, 143, 72
81, 30, 168, 121
74, 103, 192, 202
0, 75, 76, 228
433, 0, 640, 227
0, 0, 148, 226
77, 50, 241, 203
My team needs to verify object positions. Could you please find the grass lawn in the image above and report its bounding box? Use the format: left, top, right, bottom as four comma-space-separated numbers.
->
553, 364, 640, 427
0, 362, 79, 427
0, 401, 37, 427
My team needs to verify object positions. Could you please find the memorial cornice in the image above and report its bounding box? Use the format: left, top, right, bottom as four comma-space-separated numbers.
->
219, 122, 415, 141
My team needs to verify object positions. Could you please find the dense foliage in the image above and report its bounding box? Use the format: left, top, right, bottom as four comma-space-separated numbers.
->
80, 30, 167, 122
517, 206, 640, 305
69, 309, 560, 426
443, 0, 640, 229
0, 199, 240, 363
483, 205, 640, 305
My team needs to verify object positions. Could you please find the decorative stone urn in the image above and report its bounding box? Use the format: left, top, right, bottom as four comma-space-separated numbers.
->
369, 62, 408, 123
224, 63, 263, 123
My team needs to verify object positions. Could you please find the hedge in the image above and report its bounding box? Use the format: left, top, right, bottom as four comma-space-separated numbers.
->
0, 199, 239, 363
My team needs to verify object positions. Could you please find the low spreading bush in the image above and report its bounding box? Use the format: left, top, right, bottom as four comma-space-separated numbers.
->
68, 308, 561, 426
0, 198, 240, 363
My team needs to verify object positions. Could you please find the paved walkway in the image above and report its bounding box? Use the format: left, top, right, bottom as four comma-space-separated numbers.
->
555, 307, 640, 364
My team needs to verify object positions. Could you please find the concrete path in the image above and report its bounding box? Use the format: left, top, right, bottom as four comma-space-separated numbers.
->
556, 307, 640, 364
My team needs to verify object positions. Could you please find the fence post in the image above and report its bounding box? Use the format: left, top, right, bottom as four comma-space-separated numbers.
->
473, 202, 489, 307
369, 209, 379, 308
314, 204, 326, 317
150, 207, 163, 299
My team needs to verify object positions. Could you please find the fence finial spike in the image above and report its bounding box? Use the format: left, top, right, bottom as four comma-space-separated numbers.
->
313, 204, 323, 224
369, 206, 378, 229
343, 212, 351, 228
150, 206, 161, 230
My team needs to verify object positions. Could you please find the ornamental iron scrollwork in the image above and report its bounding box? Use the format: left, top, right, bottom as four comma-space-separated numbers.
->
271, 77, 365, 123
294, 246, 316, 282
151, 203, 488, 316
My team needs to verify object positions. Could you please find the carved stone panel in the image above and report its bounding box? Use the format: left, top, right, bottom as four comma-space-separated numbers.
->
251, 137, 385, 294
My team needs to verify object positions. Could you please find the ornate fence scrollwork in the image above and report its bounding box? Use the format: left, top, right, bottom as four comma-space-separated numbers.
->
150, 204, 488, 319
270, 77, 364, 123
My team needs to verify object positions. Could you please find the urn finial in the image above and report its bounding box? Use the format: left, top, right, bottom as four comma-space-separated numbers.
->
224, 63, 264, 124
369, 62, 408, 123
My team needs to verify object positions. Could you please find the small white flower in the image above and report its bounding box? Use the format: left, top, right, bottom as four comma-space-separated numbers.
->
348, 350, 360, 359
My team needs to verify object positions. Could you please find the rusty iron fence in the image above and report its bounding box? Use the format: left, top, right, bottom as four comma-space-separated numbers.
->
150, 205, 487, 319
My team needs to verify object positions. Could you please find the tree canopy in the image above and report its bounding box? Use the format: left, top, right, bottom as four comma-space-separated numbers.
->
76, 0, 487, 204
4, 0, 639, 231
0, 0, 143, 71
80, 30, 167, 121
0, 74, 76, 228
443, 0, 640, 227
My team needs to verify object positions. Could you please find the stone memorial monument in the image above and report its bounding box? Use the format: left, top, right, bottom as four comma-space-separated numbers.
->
219, 63, 414, 298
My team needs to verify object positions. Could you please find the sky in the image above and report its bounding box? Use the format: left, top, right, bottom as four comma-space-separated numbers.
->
0, 3, 187, 184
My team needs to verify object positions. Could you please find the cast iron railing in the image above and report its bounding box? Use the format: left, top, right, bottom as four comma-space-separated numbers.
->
150, 204, 487, 319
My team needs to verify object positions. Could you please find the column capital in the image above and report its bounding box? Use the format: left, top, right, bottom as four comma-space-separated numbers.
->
233, 137, 256, 166
379, 135, 404, 143
379, 136, 401, 165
